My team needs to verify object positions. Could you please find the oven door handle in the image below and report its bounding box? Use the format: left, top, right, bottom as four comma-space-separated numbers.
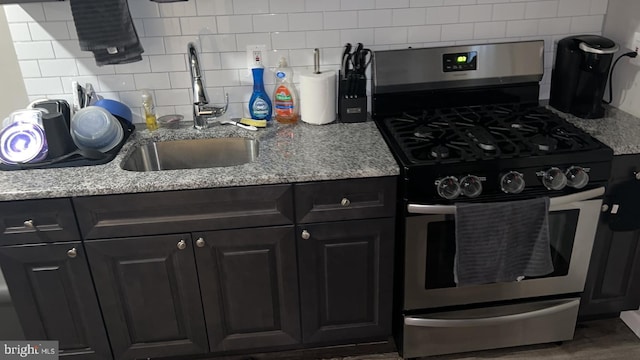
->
404, 299, 579, 328
407, 187, 605, 215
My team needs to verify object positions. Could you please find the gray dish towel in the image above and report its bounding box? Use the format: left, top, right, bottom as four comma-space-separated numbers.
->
454, 197, 554, 286
69, 0, 143, 66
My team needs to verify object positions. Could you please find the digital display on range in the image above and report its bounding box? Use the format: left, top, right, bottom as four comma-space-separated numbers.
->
443, 51, 478, 72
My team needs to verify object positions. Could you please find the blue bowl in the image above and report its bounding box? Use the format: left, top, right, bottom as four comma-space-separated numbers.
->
94, 99, 133, 124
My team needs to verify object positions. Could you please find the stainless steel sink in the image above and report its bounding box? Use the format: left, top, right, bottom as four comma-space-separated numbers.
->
122, 138, 259, 171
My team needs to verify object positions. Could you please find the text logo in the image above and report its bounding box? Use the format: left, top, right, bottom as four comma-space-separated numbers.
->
0, 341, 58, 359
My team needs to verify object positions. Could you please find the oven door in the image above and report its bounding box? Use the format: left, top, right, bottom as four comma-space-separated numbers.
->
404, 187, 604, 310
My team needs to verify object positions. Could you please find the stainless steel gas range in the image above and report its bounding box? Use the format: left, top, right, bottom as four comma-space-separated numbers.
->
371, 41, 614, 358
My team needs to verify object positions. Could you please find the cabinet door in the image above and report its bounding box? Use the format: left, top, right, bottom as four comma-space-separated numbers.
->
580, 154, 640, 317
297, 219, 394, 344
194, 226, 301, 352
0, 243, 111, 360
85, 234, 208, 360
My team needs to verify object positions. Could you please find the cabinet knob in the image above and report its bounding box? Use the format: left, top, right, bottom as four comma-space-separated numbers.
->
341, 198, 351, 207
196, 238, 206, 248
602, 204, 609, 212
636, 172, 640, 181
301, 230, 310, 240
24, 219, 35, 228
67, 248, 77, 258
177, 240, 187, 250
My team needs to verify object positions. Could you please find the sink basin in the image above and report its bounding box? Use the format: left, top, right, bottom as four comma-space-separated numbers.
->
122, 138, 259, 171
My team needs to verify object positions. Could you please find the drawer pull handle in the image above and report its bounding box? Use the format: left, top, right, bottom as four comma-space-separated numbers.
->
67, 248, 77, 258
24, 219, 35, 228
341, 198, 351, 207
177, 240, 187, 250
196, 238, 206, 248
301, 230, 310, 240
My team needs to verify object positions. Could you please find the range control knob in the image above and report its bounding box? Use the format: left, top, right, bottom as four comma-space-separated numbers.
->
542, 167, 567, 190
500, 171, 526, 194
460, 175, 483, 198
436, 176, 461, 200
566, 166, 589, 189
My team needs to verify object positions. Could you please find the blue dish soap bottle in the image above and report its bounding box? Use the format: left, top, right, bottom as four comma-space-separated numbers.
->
249, 67, 272, 121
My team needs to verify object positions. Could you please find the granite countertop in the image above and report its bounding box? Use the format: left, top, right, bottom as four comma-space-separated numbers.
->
0, 120, 400, 201
560, 106, 640, 155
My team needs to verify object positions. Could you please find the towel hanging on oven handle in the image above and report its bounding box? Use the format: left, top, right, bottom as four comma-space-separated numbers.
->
407, 187, 605, 215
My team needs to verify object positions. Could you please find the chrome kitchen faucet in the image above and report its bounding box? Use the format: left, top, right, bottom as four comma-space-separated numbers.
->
188, 42, 228, 129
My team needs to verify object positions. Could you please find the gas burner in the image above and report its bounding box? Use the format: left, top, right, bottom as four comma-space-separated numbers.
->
530, 134, 558, 152
430, 145, 450, 159
466, 127, 497, 151
414, 126, 432, 138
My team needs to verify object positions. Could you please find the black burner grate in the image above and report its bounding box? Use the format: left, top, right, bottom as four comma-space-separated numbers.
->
380, 104, 603, 165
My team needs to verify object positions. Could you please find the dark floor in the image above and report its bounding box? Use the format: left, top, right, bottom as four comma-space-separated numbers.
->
322, 318, 640, 360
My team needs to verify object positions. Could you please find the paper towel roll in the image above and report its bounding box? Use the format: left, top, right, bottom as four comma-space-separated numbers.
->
300, 71, 336, 125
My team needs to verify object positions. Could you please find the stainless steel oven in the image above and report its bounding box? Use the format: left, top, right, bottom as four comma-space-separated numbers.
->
404, 187, 603, 310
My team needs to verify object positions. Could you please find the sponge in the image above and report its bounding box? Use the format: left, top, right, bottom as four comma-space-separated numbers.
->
237, 118, 267, 128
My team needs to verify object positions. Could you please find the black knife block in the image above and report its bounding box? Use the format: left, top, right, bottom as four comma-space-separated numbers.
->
338, 77, 367, 123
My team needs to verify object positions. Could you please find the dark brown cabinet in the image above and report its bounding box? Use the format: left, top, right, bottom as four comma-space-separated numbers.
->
194, 226, 301, 352
0, 242, 111, 360
580, 154, 640, 318
84, 234, 209, 360
297, 219, 394, 344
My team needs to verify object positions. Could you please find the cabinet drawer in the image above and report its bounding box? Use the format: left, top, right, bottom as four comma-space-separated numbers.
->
0, 198, 79, 245
74, 184, 295, 239
295, 177, 396, 223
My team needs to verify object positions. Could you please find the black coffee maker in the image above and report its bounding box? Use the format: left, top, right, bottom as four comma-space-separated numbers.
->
550, 35, 619, 119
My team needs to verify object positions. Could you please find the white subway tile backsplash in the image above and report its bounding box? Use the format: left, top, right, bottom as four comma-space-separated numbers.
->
39, 59, 77, 76
200, 34, 237, 52
427, 6, 460, 24
158, 2, 197, 17
288, 12, 323, 31
28, 22, 69, 41
9, 23, 31, 41
14, 41, 55, 60
341, 0, 376, 11
374, 27, 408, 45
341, 29, 375, 46
460, 5, 493, 23
217, 15, 253, 33
24, 77, 62, 95
4, 4, 45, 23
324, 11, 358, 30
270, 0, 305, 13
195, 0, 234, 15
128, 1, 160, 18
118, 91, 145, 110
441, 23, 474, 40
492, 3, 525, 20
180, 17, 217, 35
61, 76, 100, 93
253, 14, 289, 32
149, 54, 187, 72
114, 57, 152, 74
98, 75, 136, 92
393, 8, 426, 26
525, 1, 558, 19
140, 37, 167, 55
408, 25, 441, 43
5, 0, 609, 109
134, 69, 171, 89
570, 15, 604, 33
18, 60, 40, 78
42, 2, 72, 21
143, 18, 181, 37
272, 32, 307, 49
358, 10, 392, 28
233, 0, 270, 14
558, 0, 590, 17
154, 89, 191, 106
305, 0, 340, 11
306, 30, 342, 48
506, 19, 538, 36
